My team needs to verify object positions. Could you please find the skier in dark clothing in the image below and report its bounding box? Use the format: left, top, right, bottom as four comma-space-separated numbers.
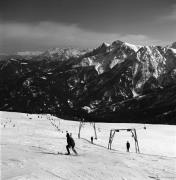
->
126, 141, 130, 152
91, 136, 93, 144
66, 132, 77, 155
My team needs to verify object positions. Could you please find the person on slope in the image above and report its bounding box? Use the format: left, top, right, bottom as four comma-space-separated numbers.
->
126, 141, 130, 152
66, 132, 78, 155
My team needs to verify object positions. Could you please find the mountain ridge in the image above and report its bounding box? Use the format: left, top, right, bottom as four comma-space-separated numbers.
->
0, 40, 176, 124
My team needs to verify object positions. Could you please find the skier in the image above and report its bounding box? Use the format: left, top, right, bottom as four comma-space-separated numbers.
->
66, 132, 78, 155
126, 141, 130, 152
91, 136, 93, 144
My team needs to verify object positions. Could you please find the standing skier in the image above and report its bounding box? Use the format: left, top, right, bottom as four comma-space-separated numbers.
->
126, 141, 130, 152
91, 136, 93, 144
66, 132, 78, 155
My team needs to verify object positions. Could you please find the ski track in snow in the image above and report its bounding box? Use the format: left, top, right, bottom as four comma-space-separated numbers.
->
1, 111, 176, 180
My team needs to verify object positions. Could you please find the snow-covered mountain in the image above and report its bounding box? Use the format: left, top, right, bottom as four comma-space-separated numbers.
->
14, 41, 176, 71
0, 40, 176, 124
14, 48, 89, 61
76, 40, 176, 75
40, 48, 88, 60
17, 51, 43, 56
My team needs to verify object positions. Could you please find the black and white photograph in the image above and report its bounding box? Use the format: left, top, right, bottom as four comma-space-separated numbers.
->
0, 0, 176, 179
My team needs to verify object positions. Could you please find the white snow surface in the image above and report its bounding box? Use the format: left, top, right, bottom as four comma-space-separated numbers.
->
103, 42, 110, 47
124, 42, 142, 52
170, 48, 176, 54
1, 111, 176, 180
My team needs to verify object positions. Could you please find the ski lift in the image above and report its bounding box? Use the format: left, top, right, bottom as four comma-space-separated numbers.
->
78, 118, 97, 139
108, 128, 140, 153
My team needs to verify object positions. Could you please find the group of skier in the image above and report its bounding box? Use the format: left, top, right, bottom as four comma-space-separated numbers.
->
65, 132, 130, 155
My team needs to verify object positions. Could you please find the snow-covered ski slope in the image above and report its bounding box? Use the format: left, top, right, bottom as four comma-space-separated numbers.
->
1, 111, 176, 180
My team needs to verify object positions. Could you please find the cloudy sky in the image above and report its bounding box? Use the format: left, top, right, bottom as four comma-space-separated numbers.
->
0, 0, 176, 53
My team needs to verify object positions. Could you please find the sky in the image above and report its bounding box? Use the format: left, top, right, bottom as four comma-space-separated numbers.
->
0, 0, 176, 53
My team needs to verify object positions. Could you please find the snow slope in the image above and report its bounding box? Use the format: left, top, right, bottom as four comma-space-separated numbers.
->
1, 111, 176, 180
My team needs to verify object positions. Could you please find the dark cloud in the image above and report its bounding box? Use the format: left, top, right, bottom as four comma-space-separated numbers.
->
1, 22, 161, 53
0, 0, 175, 52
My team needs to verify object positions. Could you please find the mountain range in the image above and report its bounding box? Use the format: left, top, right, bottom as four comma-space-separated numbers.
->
0, 40, 176, 124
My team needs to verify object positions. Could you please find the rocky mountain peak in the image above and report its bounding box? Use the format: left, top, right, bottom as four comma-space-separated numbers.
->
170, 42, 176, 49
111, 40, 124, 46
